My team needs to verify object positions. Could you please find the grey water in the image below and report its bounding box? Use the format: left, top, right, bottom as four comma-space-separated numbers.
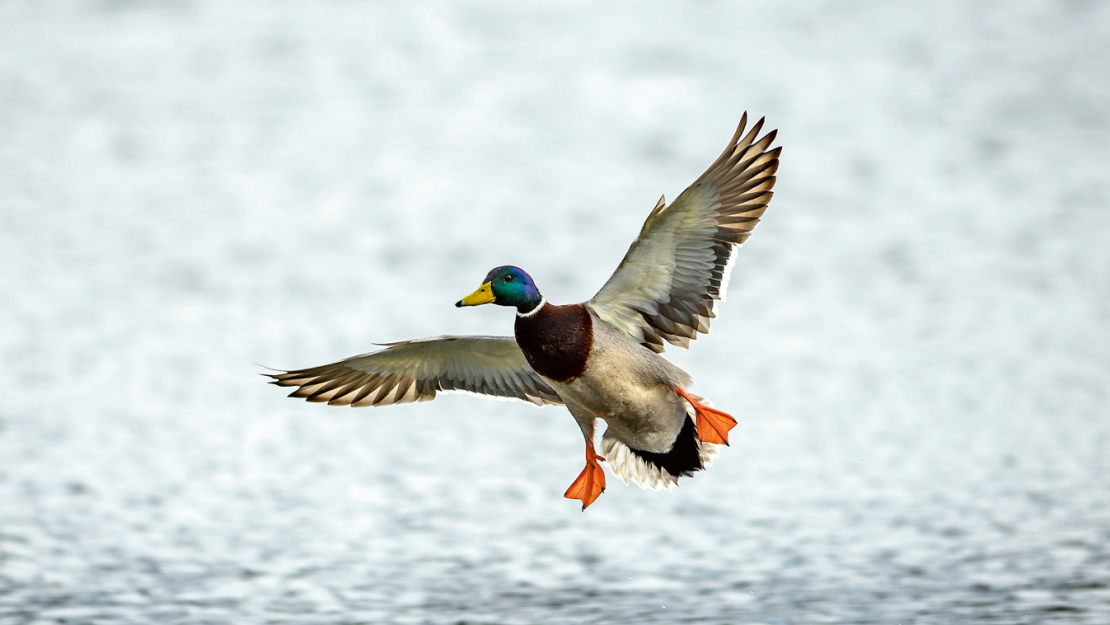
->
2, 1, 1109, 623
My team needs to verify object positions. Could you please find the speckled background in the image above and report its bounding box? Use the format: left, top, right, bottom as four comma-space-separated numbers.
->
1, 1, 1108, 623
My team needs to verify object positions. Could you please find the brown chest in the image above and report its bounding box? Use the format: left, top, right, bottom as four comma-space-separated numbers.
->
514, 303, 593, 383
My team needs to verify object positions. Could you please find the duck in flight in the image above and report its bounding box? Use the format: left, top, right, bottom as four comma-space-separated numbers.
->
268, 114, 780, 509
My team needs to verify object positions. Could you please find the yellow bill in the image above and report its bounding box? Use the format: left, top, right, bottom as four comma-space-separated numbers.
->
456, 281, 495, 307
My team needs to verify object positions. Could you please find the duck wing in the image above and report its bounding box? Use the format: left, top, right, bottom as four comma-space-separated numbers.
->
267, 335, 563, 407
587, 114, 780, 353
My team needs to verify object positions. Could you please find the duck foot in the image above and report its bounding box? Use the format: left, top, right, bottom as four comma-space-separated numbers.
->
564, 448, 606, 510
675, 387, 737, 446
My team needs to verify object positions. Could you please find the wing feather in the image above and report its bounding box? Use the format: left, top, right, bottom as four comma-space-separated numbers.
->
588, 114, 780, 352
267, 335, 563, 407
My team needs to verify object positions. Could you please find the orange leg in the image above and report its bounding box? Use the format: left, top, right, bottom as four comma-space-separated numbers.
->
675, 386, 737, 446
564, 425, 606, 510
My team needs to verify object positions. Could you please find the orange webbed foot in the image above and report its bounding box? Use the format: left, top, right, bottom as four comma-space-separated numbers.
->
564, 454, 606, 510
675, 387, 737, 446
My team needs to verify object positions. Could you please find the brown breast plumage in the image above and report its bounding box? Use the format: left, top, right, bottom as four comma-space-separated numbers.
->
514, 303, 593, 383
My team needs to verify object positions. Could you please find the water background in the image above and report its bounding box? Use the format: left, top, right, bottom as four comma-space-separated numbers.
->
1, 1, 1109, 623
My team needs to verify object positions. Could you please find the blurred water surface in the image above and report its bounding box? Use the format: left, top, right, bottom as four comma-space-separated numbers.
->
1, 1, 1109, 623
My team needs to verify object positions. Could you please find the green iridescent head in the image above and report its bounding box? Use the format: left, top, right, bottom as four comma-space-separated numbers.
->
456, 265, 543, 313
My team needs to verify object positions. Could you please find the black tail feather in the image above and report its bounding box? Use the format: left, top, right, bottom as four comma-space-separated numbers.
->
628, 417, 704, 479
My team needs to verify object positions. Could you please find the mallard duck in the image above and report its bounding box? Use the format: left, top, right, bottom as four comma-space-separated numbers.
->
268, 114, 780, 509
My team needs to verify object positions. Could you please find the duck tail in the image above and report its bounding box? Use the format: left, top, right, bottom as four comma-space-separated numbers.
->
600, 416, 720, 491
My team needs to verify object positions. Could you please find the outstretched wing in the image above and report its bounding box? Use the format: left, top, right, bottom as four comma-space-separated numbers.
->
267, 335, 563, 407
588, 114, 780, 353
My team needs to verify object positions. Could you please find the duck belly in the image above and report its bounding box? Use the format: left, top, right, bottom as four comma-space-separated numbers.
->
548, 324, 692, 454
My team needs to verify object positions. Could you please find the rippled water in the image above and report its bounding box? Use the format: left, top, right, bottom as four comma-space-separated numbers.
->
2, 1, 1109, 623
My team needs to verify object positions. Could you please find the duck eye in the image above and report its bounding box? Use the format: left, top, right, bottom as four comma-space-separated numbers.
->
504, 275, 514, 282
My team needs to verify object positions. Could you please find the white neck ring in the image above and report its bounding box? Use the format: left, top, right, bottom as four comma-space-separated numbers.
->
517, 297, 547, 318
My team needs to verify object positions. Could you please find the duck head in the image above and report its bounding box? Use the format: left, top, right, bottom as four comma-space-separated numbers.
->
456, 265, 543, 313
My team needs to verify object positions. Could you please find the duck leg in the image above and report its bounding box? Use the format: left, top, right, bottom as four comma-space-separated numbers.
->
674, 386, 737, 446
564, 420, 606, 510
